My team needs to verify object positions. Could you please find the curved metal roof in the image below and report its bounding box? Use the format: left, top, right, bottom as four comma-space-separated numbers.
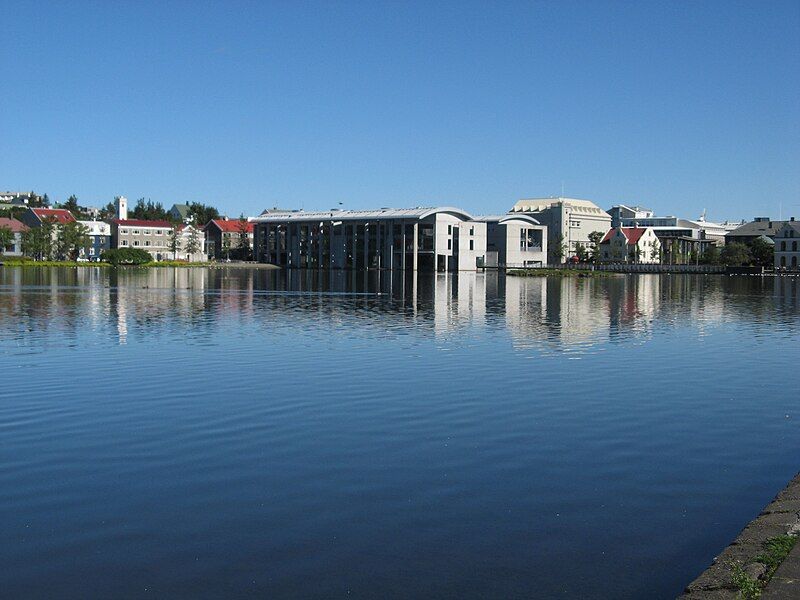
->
252, 206, 475, 223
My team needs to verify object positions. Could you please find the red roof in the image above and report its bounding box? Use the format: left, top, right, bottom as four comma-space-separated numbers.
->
112, 218, 175, 228
601, 227, 648, 245
0, 217, 28, 233
32, 208, 76, 224
205, 219, 254, 234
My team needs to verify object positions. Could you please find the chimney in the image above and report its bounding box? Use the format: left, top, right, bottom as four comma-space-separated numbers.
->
115, 196, 128, 220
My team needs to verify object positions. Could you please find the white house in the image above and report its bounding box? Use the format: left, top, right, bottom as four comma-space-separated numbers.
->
599, 226, 661, 263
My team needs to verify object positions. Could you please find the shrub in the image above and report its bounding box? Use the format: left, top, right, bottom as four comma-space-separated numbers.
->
101, 248, 152, 265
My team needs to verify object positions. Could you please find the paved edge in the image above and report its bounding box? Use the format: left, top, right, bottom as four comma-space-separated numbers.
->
679, 472, 800, 599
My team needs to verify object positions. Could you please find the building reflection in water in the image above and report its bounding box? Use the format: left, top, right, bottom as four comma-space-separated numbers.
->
0, 267, 797, 348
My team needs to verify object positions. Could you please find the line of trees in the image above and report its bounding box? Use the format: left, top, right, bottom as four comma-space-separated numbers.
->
19, 219, 90, 260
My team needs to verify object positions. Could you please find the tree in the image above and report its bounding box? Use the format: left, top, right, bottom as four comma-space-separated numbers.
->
100, 202, 117, 220
587, 231, 604, 264
721, 242, 752, 266
222, 235, 232, 260
750, 237, 774, 267
0, 225, 14, 254
168, 227, 180, 260
550, 234, 566, 263
574, 242, 589, 263
63, 195, 80, 214
131, 198, 170, 221
21, 219, 55, 260
56, 221, 90, 260
101, 248, 152, 265
188, 202, 219, 227
236, 215, 251, 259
650, 240, 661, 263
700, 245, 721, 265
185, 227, 201, 259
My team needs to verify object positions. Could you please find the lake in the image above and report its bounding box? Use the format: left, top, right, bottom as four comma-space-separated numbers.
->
1, 267, 798, 599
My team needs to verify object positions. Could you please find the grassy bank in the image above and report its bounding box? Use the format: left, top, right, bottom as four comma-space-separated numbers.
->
0, 258, 280, 269
507, 268, 621, 278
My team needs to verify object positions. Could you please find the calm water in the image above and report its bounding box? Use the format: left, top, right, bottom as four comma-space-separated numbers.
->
1, 267, 798, 599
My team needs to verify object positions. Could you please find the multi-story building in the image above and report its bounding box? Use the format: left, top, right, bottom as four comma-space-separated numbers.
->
726, 217, 794, 246
774, 218, 800, 269
252, 206, 487, 271
508, 197, 612, 263
477, 214, 547, 268
204, 218, 254, 260
599, 226, 662, 263
77, 220, 112, 260
0, 217, 29, 256
607, 205, 654, 228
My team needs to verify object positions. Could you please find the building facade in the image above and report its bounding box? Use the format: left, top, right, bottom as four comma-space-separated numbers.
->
599, 226, 662, 263
0, 217, 29, 256
20, 207, 76, 228
509, 198, 612, 263
77, 220, 112, 260
608, 205, 654, 228
204, 218, 255, 260
252, 207, 487, 271
726, 217, 794, 246
774, 219, 800, 269
478, 214, 547, 268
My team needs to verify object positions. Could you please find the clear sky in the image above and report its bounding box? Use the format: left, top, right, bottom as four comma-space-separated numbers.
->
2, 1, 799, 221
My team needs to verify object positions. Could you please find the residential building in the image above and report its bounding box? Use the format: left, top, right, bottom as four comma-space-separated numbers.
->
0, 191, 44, 206
774, 218, 800, 269
175, 225, 207, 262
0, 217, 29, 256
508, 197, 612, 263
20, 207, 76, 228
252, 207, 487, 271
204, 218, 254, 259
77, 220, 112, 260
599, 226, 662, 263
726, 217, 794, 245
608, 205, 654, 228
169, 203, 192, 223
477, 214, 547, 268
111, 218, 175, 260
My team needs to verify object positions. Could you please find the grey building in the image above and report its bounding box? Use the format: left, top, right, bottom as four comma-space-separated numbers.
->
477, 214, 547, 268
726, 217, 794, 245
607, 204, 654, 228
252, 207, 487, 271
774, 219, 800, 269
509, 197, 612, 263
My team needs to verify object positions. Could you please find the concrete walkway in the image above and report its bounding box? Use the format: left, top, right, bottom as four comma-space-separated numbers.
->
762, 541, 800, 598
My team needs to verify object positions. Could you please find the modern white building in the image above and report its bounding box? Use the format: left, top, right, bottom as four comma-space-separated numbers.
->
252, 207, 487, 271
477, 214, 547, 268
509, 197, 612, 263
774, 219, 800, 269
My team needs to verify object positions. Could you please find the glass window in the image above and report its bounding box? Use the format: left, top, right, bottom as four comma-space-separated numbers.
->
469, 239, 474, 250
133, 229, 140, 234
448, 225, 452, 234
133, 240, 140, 246
145, 241, 151, 246
447, 239, 452, 250
122, 240, 128, 246
121, 229, 128, 234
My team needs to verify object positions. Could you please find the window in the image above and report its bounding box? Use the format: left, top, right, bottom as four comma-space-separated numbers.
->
448, 225, 452, 235
793, 241, 798, 252
133, 229, 140, 235
121, 240, 128, 246
156, 230, 162, 235
145, 241, 151, 246
782, 242, 787, 251
447, 239, 452, 250
133, 240, 140, 246
469, 239, 474, 250
121, 228, 128, 234
469, 227, 474, 236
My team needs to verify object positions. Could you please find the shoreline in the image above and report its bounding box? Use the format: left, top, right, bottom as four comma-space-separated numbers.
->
682, 472, 800, 599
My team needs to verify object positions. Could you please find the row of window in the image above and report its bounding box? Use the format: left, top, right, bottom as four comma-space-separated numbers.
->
120, 240, 168, 247
779, 241, 798, 251
119, 228, 171, 235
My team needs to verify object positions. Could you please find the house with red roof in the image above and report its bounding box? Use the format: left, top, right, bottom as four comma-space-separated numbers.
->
599, 226, 661, 263
203, 218, 254, 260
0, 217, 29, 256
20, 207, 77, 229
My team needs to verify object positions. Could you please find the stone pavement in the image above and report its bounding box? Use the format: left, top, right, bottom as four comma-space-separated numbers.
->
680, 472, 800, 599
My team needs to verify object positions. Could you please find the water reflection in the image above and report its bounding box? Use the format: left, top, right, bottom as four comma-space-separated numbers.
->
1, 267, 797, 349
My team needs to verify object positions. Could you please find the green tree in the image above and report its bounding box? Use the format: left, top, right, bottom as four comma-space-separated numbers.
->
21, 219, 55, 260
185, 227, 201, 259
236, 215, 251, 259
100, 202, 117, 220
101, 248, 152, 265
131, 198, 170, 221
587, 231, 604, 263
222, 235, 232, 260
550, 234, 566, 263
574, 242, 589, 263
168, 227, 180, 260
62, 195, 80, 215
750, 237, 774, 267
721, 242, 752, 266
649, 240, 661, 262
56, 221, 90, 260
0, 226, 14, 253
700, 245, 721, 265
188, 202, 220, 227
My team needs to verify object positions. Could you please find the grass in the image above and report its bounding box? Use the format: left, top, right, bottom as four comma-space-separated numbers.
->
729, 534, 798, 599
0, 257, 110, 267
755, 534, 798, 579
506, 267, 621, 278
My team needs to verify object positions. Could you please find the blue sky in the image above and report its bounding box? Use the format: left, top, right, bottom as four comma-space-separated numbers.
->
2, 1, 799, 220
